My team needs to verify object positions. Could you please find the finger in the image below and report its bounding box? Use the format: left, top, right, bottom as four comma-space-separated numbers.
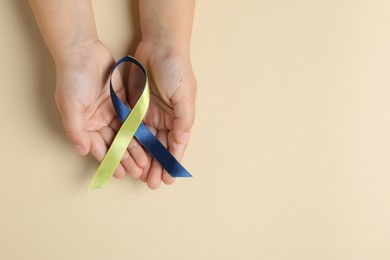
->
110, 118, 148, 169
165, 96, 195, 168
140, 153, 152, 183
58, 104, 91, 156
171, 94, 196, 146
167, 130, 190, 162
163, 132, 189, 185
140, 126, 157, 183
146, 130, 166, 190
122, 148, 143, 179
128, 141, 148, 169
165, 130, 188, 184
162, 170, 176, 185
160, 130, 176, 185
89, 131, 126, 179
146, 159, 162, 190
98, 126, 142, 179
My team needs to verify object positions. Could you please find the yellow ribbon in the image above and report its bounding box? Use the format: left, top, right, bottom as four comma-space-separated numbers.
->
87, 57, 150, 191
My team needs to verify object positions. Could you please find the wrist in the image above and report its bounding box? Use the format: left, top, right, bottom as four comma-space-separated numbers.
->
138, 0, 195, 55
52, 37, 102, 68
141, 34, 191, 54
51, 36, 100, 66
139, 38, 191, 62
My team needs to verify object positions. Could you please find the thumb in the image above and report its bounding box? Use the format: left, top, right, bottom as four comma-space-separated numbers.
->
172, 96, 196, 145
167, 95, 195, 164
59, 106, 91, 156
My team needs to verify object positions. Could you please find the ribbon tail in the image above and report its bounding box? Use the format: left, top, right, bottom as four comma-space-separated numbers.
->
135, 124, 192, 177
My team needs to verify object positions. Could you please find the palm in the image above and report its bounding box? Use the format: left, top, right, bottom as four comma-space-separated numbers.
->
139, 70, 177, 132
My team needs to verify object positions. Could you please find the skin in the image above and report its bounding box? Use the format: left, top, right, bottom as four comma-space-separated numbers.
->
29, 0, 197, 189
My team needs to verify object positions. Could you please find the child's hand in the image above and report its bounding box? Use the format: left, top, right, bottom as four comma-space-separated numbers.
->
55, 40, 148, 179
128, 41, 197, 189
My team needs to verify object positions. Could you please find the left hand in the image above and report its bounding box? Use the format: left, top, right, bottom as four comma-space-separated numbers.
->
127, 41, 197, 189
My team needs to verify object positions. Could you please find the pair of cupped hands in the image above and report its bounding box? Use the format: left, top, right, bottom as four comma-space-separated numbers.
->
55, 40, 196, 189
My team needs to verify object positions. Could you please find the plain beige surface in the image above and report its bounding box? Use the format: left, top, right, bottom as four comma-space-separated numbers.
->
1, 0, 390, 259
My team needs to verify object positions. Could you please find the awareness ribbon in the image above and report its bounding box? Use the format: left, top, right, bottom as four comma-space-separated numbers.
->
87, 56, 192, 191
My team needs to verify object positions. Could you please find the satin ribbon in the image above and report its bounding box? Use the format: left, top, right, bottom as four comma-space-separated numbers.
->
87, 56, 191, 191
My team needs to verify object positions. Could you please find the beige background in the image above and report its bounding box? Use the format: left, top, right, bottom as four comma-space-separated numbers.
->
1, 0, 390, 259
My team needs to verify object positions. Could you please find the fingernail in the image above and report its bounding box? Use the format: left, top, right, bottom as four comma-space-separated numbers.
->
75, 145, 85, 155
179, 133, 189, 143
